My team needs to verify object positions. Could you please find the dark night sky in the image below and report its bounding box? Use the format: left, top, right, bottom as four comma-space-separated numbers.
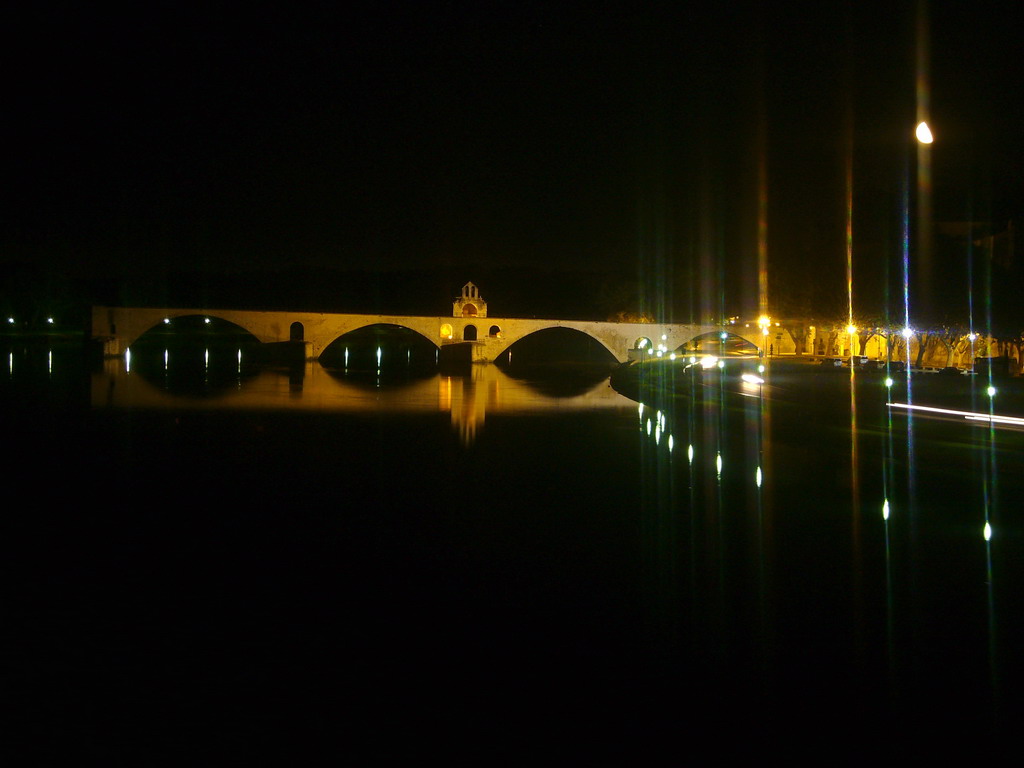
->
4, 1, 1022, 314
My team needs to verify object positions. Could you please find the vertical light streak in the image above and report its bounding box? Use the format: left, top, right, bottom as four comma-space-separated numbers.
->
915, 0, 933, 299
845, 102, 854, 337
882, 390, 897, 690
758, 137, 769, 325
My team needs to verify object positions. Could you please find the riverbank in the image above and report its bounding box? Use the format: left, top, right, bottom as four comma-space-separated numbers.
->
610, 355, 1024, 423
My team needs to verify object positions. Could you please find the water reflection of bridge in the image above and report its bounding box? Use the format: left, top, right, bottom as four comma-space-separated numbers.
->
92, 360, 635, 445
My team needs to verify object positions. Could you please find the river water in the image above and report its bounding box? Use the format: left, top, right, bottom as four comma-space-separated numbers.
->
5, 337, 1023, 761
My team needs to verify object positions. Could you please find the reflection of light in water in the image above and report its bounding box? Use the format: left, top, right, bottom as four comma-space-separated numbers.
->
164, 349, 169, 369
716, 452, 722, 477
883, 499, 890, 520
8, 352, 12, 374
376, 346, 382, 369
889, 402, 1024, 428
344, 347, 349, 369
48, 350, 52, 376
984, 522, 992, 541
125, 348, 132, 373
205, 349, 209, 370
655, 425, 660, 444
646, 419, 652, 435
237, 349, 242, 374
668, 434, 674, 452
687, 444, 694, 464
755, 466, 762, 487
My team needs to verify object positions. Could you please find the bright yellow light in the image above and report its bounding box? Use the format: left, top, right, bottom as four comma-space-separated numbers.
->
757, 315, 770, 328
440, 323, 453, 339
700, 355, 718, 369
915, 121, 934, 144
846, 324, 857, 335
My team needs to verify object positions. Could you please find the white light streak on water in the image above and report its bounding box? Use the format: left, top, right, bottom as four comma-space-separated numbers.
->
889, 402, 1024, 427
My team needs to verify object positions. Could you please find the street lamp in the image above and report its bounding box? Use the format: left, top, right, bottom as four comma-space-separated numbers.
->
915, 121, 934, 144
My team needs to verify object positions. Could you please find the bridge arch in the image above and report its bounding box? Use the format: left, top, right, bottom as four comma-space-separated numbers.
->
681, 330, 763, 356
129, 314, 263, 349
318, 323, 440, 369
318, 321, 440, 353
498, 326, 619, 364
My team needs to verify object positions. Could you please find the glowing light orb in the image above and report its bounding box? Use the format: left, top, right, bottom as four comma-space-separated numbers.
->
915, 121, 934, 144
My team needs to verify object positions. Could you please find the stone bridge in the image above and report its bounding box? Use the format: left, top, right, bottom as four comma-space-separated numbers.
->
91, 305, 769, 364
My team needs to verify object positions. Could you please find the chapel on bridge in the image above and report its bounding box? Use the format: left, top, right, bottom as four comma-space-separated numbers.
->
453, 282, 487, 318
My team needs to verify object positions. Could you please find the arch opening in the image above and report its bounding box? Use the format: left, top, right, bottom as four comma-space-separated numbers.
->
126, 315, 264, 395
463, 324, 478, 341
497, 327, 618, 395
319, 323, 438, 378
682, 331, 761, 358
290, 322, 304, 342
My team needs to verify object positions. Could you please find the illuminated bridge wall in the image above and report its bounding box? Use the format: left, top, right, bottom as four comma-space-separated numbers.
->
91, 306, 768, 364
